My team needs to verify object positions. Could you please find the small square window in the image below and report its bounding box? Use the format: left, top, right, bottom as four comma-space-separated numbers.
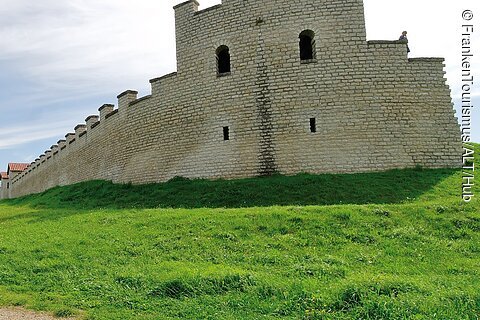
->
310, 118, 316, 133
223, 126, 230, 141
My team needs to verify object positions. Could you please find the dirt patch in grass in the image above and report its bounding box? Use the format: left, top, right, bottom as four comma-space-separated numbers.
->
0, 307, 76, 320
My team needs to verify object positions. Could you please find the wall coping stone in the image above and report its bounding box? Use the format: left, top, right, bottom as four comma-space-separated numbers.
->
117, 90, 138, 99
74, 124, 87, 131
173, 0, 199, 10
195, 4, 222, 15
85, 115, 99, 122
149, 72, 177, 84
408, 57, 445, 63
367, 40, 405, 45
105, 109, 119, 119
130, 95, 152, 107
98, 104, 114, 112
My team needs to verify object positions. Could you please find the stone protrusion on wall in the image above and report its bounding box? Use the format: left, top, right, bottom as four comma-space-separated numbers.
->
150, 72, 177, 95
408, 57, 445, 68
174, 0, 200, 73
50, 145, 59, 155
86, 115, 100, 128
99, 104, 115, 121
173, 0, 199, 14
45, 150, 52, 159
57, 140, 67, 150
117, 90, 138, 112
65, 133, 76, 144
367, 41, 408, 61
74, 124, 87, 138
39, 154, 46, 163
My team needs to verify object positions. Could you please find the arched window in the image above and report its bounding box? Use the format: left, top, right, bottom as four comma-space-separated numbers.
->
299, 30, 316, 61
216, 45, 231, 75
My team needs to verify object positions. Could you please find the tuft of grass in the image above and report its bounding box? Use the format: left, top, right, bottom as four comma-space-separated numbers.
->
53, 308, 75, 317
149, 274, 255, 299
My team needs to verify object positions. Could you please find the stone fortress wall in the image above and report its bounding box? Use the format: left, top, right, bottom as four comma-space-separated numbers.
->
3, 0, 461, 199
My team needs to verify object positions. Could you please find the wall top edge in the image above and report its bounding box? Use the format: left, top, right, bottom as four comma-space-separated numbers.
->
150, 72, 177, 84
117, 90, 138, 99
173, 0, 199, 10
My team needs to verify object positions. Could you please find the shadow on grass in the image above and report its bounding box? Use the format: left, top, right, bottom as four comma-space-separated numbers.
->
2, 168, 459, 213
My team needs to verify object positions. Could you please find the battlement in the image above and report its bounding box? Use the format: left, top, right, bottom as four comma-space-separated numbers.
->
2, 0, 461, 199
173, 0, 199, 11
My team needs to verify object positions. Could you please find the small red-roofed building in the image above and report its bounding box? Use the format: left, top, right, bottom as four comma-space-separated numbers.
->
0, 171, 9, 200
7, 163, 30, 175
1, 163, 29, 199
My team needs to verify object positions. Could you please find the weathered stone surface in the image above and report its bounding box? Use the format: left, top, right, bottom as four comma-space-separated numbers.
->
4, 0, 461, 199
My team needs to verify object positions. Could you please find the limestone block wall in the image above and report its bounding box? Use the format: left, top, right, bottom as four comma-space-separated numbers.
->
0, 178, 7, 200
7, 0, 461, 199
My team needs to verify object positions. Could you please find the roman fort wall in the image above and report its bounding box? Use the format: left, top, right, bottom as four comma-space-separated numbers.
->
5, 0, 461, 199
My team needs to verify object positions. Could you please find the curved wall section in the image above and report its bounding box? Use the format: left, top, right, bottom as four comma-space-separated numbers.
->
6, 0, 461, 199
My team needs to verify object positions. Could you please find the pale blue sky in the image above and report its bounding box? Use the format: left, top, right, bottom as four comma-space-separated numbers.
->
0, 0, 478, 173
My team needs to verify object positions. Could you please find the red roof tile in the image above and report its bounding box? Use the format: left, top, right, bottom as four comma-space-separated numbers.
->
8, 163, 30, 173
0, 172, 8, 180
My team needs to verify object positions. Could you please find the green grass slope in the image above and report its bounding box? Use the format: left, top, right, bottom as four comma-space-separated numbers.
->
0, 145, 478, 319
6, 167, 459, 209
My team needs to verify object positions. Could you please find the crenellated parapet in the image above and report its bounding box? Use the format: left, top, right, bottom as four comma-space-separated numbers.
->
173, 0, 200, 16
149, 72, 177, 96
2, 0, 461, 199
117, 90, 138, 113
86, 115, 99, 129
6, 85, 152, 189
58, 140, 67, 150
75, 124, 87, 138
99, 104, 114, 121
65, 133, 76, 145
51, 145, 59, 154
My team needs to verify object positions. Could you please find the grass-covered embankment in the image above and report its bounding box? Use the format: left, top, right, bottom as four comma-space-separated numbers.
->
6, 167, 459, 209
0, 145, 478, 319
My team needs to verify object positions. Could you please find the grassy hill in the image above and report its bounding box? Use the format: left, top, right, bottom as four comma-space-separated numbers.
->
0, 147, 478, 319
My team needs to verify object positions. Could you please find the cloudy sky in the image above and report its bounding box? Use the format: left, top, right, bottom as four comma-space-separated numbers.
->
0, 0, 478, 172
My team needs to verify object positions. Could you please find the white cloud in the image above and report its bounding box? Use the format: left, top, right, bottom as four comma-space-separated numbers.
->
0, 1, 180, 100
0, 121, 72, 150
0, 0, 222, 160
